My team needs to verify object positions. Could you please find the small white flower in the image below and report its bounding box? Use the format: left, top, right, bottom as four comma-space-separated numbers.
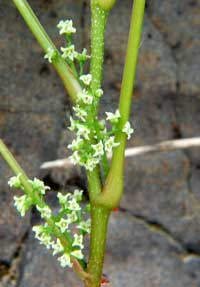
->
76, 124, 90, 140
95, 88, 103, 98
69, 151, 81, 165
68, 198, 81, 211
106, 109, 121, 123
80, 74, 92, 86
52, 239, 63, 255
71, 249, 84, 260
104, 136, 120, 153
39, 233, 53, 249
77, 219, 91, 234
8, 174, 22, 189
67, 211, 78, 224
32, 226, 53, 249
58, 253, 72, 268
68, 137, 83, 151
14, 195, 29, 217
77, 89, 93, 105
73, 189, 83, 202
73, 105, 87, 121
36, 205, 52, 219
85, 156, 99, 171
61, 45, 75, 61
75, 48, 90, 62
30, 178, 50, 195
92, 141, 104, 158
44, 47, 57, 63
57, 192, 71, 207
122, 121, 134, 140
57, 20, 76, 35
72, 234, 84, 249
55, 218, 69, 233
32, 225, 44, 240
68, 116, 77, 132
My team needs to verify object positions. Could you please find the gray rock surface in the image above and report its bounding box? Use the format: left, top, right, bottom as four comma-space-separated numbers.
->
175, 94, 200, 165
105, 212, 199, 287
147, 0, 200, 95
121, 151, 200, 247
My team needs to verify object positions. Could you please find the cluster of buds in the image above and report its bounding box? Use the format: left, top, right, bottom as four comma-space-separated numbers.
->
8, 174, 91, 269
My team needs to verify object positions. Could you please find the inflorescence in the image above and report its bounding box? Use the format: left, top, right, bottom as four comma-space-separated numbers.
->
8, 19, 134, 270
44, 19, 134, 172
8, 174, 90, 269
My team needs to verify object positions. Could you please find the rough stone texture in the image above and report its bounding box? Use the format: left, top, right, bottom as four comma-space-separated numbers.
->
0, 0, 200, 287
121, 151, 200, 248
102, 12, 177, 111
147, 0, 200, 95
105, 212, 199, 287
175, 94, 200, 165
128, 93, 177, 147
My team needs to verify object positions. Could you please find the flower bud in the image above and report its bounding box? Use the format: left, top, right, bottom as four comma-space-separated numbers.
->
97, 0, 116, 11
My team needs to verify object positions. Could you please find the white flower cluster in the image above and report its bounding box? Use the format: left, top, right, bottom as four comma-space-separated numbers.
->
31, 189, 91, 268
8, 175, 50, 217
32, 224, 85, 268
44, 19, 90, 75
8, 174, 91, 269
122, 121, 134, 140
68, 86, 134, 171
57, 19, 76, 35
44, 47, 57, 63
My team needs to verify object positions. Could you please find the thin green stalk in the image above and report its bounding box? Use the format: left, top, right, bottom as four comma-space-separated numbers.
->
12, 0, 81, 102
95, 0, 146, 209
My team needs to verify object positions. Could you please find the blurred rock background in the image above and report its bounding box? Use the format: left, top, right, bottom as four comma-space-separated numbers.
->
0, 0, 200, 286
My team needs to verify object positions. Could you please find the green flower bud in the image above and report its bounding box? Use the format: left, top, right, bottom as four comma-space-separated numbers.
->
97, 0, 116, 11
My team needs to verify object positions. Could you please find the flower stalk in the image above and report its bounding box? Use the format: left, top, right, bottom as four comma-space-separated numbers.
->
95, 0, 146, 209
12, 0, 81, 102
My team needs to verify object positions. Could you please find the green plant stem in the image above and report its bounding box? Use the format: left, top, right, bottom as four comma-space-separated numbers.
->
0, 139, 89, 281
95, 0, 146, 209
90, 1, 108, 94
85, 2, 110, 287
12, 0, 81, 102
85, 207, 110, 287
87, 0, 108, 201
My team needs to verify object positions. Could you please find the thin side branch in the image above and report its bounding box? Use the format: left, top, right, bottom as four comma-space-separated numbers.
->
40, 137, 200, 170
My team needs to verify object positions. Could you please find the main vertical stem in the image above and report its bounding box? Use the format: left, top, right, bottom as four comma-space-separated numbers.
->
85, 208, 110, 287
85, 2, 110, 287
